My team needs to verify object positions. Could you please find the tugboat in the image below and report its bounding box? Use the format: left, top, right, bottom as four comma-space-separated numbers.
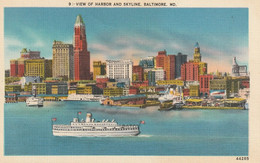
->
26, 85, 44, 107
52, 113, 142, 137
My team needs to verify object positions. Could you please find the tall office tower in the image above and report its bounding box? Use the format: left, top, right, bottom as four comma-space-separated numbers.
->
164, 55, 176, 80
175, 52, 187, 79
193, 42, 201, 63
73, 15, 90, 80
52, 41, 74, 80
155, 50, 167, 68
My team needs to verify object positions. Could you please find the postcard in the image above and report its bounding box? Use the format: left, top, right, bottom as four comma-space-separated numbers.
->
0, 0, 259, 162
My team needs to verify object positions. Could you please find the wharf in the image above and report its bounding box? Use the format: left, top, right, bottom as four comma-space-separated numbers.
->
182, 106, 245, 110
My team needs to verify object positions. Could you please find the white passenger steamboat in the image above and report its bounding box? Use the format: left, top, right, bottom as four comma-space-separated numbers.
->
26, 85, 44, 107
52, 113, 141, 137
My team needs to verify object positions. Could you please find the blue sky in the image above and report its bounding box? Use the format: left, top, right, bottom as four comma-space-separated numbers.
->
4, 8, 248, 72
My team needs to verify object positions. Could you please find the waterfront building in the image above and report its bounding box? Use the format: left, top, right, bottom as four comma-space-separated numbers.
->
239, 88, 250, 100
25, 59, 52, 79
73, 15, 91, 80
132, 65, 144, 82
115, 78, 130, 87
189, 85, 200, 97
103, 88, 123, 97
175, 53, 187, 78
181, 62, 199, 81
184, 81, 200, 88
241, 80, 249, 88
5, 85, 21, 92
199, 74, 213, 97
183, 88, 190, 97
139, 56, 154, 69
45, 81, 68, 95
93, 61, 106, 80
209, 76, 241, 98
106, 82, 118, 88
156, 79, 184, 86
139, 86, 156, 94
232, 57, 248, 77
10, 48, 41, 77
106, 59, 133, 82
102, 94, 146, 106
123, 88, 129, 96
129, 86, 139, 95
96, 75, 108, 89
52, 41, 74, 80
24, 83, 32, 92
76, 84, 102, 95
132, 81, 149, 87
32, 83, 47, 94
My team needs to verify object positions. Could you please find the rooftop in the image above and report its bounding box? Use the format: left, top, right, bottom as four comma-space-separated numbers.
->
75, 15, 85, 26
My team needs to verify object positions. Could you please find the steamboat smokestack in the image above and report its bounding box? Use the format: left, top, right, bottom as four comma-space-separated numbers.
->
86, 113, 92, 122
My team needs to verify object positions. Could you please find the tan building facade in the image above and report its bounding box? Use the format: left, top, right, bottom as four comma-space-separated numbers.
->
25, 59, 52, 78
52, 41, 74, 80
93, 61, 106, 80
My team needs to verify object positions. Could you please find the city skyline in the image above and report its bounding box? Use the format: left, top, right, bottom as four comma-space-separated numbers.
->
4, 8, 248, 73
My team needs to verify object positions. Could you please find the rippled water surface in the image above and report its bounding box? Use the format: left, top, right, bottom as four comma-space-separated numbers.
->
4, 101, 248, 155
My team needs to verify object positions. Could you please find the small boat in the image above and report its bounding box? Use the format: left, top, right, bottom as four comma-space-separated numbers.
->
26, 85, 44, 107
26, 96, 43, 107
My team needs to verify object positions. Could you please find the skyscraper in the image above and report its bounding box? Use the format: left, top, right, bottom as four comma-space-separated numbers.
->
52, 41, 74, 80
73, 15, 90, 80
175, 52, 187, 78
193, 42, 201, 63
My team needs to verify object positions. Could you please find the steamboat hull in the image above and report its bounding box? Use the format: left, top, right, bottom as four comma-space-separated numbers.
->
52, 129, 140, 137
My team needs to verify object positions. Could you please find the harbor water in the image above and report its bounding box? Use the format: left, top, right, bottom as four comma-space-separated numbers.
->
4, 101, 248, 156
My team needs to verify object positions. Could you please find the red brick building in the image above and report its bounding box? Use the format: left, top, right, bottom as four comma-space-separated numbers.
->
241, 80, 250, 88
73, 15, 90, 80
129, 86, 139, 95
132, 65, 144, 82
10, 60, 18, 77
183, 88, 190, 97
164, 55, 175, 80
96, 76, 109, 89
156, 50, 167, 68
155, 50, 176, 80
181, 62, 199, 81
10, 48, 41, 77
132, 81, 149, 87
199, 74, 213, 97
